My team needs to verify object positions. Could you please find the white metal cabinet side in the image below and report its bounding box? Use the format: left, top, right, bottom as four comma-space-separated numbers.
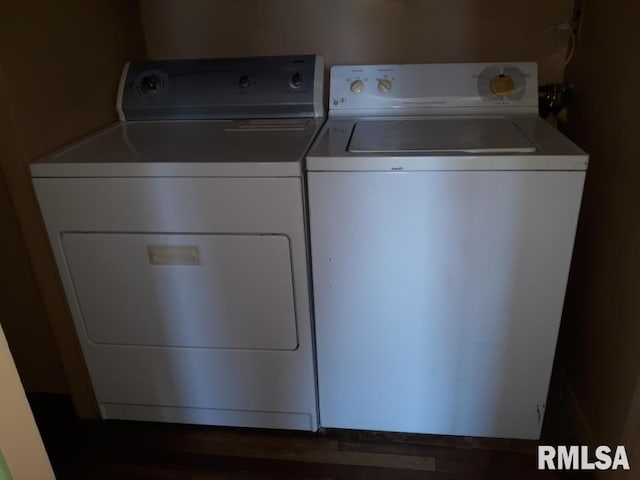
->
308, 170, 585, 439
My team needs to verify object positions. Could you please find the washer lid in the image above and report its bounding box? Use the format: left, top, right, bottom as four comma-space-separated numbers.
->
348, 118, 536, 154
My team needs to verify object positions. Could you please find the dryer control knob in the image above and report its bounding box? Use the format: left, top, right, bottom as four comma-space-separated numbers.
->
350, 79, 364, 94
140, 75, 162, 96
290, 72, 304, 88
238, 75, 250, 88
377, 79, 392, 93
490, 74, 516, 97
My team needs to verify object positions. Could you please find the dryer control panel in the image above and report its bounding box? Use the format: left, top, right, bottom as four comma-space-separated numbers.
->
329, 62, 538, 115
118, 55, 324, 120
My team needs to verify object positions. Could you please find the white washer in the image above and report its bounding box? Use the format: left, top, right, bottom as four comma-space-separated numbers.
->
307, 62, 587, 439
31, 56, 325, 431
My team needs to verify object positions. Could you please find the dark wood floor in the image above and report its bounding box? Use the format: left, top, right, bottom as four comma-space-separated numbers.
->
29, 371, 592, 480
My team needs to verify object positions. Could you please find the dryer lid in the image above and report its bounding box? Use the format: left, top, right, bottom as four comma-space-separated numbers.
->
348, 118, 536, 154
30, 118, 325, 178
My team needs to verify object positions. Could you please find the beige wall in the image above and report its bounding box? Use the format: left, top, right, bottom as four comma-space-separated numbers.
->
140, 0, 574, 84
560, 0, 640, 454
0, 323, 55, 480
0, 1, 146, 414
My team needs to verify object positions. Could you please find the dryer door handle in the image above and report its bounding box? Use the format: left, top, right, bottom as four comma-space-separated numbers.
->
147, 245, 200, 266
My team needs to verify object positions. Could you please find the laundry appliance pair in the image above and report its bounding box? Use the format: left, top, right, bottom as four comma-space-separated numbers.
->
32, 56, 587, 440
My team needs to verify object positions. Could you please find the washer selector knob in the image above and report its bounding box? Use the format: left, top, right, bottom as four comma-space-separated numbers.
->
490, 74, 516, 97
350, 79, 364, 94
377, 79, 392, 93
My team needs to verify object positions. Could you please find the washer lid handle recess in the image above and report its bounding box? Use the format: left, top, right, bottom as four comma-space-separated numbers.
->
348, 118, 537, 154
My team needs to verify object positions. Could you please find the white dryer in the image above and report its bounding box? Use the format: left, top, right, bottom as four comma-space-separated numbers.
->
32, 56, 324, 430
306, 62, 587, 439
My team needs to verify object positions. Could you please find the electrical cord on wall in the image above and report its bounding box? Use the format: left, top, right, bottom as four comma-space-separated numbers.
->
557, 22, 576, 67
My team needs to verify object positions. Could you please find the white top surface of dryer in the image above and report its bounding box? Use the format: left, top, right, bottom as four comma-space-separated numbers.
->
31, 119, 324, 178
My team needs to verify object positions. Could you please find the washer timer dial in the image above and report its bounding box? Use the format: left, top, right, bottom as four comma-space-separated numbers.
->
490, 74, 516, 97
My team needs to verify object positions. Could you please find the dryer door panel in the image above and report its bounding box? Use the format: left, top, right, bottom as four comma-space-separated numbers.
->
63, 233, 298, 350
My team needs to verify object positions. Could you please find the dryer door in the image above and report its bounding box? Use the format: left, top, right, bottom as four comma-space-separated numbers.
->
62, 232, 298, 350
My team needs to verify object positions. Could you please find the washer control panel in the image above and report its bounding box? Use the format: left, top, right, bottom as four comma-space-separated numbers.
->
119, 55, 324, 120
330, 62, 537, 113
